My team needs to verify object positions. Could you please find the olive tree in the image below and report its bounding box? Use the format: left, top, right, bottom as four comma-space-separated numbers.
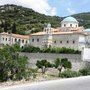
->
36, 60, 52, 74
54, 58, 72, 76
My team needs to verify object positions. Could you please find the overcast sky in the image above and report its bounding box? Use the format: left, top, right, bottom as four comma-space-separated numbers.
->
0, 0, 90, 17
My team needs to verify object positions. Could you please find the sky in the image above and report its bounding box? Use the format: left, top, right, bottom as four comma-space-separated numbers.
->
0, 0, 90, 17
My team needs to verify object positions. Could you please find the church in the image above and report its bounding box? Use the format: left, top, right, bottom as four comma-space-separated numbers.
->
0, 16, 90, 50
30, 16, 90, 50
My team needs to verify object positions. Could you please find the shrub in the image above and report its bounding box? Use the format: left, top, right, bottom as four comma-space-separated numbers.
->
22, 45, 41, 53
21, 46, 81, 54
60, 69, 81, 78
79, 68, 90, 76
41, 47, 81, 54
25, 68, 38, 80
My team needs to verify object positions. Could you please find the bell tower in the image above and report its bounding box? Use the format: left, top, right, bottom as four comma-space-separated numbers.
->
43, 23, 53, 48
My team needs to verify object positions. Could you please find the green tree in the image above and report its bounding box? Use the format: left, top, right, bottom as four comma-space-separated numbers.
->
0, 45, 28, 82
36, 60, 52, 74
12, 22, 17, 34
3, 20, 8, 32
61, 58, 72, 69
54, 58, 72, 77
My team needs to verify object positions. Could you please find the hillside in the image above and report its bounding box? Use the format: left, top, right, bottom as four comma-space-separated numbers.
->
72, 12, 90, 28
0, 4, 90, 35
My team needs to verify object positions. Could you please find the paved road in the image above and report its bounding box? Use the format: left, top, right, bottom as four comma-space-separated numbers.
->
1, 76, 90, 90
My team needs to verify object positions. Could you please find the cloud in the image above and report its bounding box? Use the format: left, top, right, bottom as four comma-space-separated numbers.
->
0, 0, 57, 16
50, 7, 57, 16
67, 8, 76, 15
0, 0, 18, 5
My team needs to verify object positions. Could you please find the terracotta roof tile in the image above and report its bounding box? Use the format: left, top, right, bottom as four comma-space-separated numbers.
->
1, 32, 29, 39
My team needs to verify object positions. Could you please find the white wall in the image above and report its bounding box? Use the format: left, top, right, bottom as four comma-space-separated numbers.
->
52, 34, 79, 50
29, 35, 44, 48
78, 35, 86, 50
30, 33, 86, 50
82, 48, 90, 62
61, 22, 78, 28
0, 34, 29, 47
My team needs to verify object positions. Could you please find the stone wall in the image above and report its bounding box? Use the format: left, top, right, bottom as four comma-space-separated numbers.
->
20, 53, 87, 71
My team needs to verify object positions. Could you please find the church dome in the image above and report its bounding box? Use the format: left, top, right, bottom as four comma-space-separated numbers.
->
62, 16, 78, 23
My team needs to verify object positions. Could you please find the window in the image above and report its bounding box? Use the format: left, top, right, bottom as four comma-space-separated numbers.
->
64, 24, 66, 27
32, 39, 34, 42
60, 41, 62, 43
54, 40, 56, 43
73, 41, 75, 44
22, 46, 23, 49
67, 41, 69, 43
6, 38, 7, 41
49, 45, 51, 47
3, 38, 4, 40
37, 38, 39, 42
26, 40, 28, 44
22, 40, 24, 43
15, 38, 17, 42
18, 39, 21, 42
70, 24, 72, 27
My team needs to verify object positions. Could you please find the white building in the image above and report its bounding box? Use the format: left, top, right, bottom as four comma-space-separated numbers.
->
0, 16, 90, 50
0, 32, 29, 47
30, 16, 90, 50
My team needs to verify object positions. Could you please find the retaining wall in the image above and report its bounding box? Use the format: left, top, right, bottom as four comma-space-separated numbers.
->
20, 53, 88, 70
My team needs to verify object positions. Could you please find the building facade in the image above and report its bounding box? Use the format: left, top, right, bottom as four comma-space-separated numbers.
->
0, 32, 29, 47
30, 16, 89, 50
0, 16, 90, 50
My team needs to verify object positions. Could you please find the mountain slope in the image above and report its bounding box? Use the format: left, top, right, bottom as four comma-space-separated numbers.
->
72, 12, 90, 28
0, 4, 90, 35
0, 4, 62, 34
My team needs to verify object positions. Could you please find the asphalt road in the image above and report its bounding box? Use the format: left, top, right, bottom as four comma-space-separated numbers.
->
1, 76, 90, 90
